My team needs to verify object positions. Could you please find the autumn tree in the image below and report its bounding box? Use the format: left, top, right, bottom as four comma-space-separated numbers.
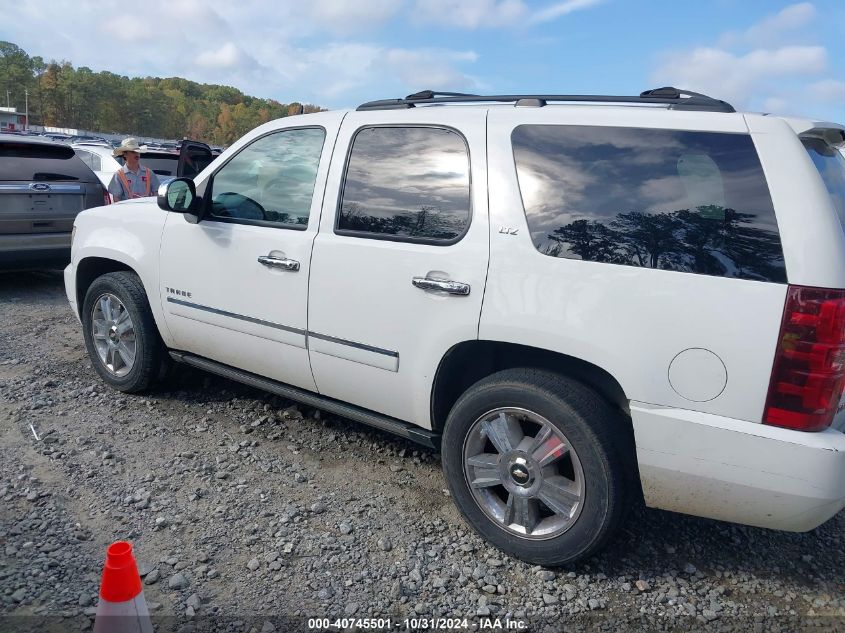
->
0, 41, 325, 143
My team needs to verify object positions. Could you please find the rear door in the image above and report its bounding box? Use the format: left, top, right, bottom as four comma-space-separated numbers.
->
177, 141, 214, 179
306, 108, 489, 427
0, 140, 101, 237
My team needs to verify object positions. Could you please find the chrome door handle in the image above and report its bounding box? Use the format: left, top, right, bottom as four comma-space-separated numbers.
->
412, 276, 470, 296
257, 255, 300, 271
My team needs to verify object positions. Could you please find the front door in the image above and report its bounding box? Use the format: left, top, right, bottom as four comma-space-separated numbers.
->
307, 109, 489, 427
159, 117, 341, 390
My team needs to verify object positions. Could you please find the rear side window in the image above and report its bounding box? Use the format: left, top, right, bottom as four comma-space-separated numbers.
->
0, 142, 95, 182
802, 138, 845, 232
140, 154, 179, 177
512, 125, 786, 283
337, 126, 471, 243
180, 144, 213, 179
76, 149, 102, 172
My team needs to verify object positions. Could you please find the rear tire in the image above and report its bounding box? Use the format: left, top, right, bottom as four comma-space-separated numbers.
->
82, 271, 167, 393
441, 368, 631, 565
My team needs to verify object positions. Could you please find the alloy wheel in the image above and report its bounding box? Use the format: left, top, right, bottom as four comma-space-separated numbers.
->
462, 407, 585, 540
91, 293, 136, 377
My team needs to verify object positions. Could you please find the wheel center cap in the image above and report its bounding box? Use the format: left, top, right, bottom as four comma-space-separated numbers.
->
509, 463, 531, 486
109, 325, 119, 343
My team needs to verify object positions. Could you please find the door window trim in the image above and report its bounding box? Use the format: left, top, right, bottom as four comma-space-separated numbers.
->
334, 123, 474, 247
200, 125, 327, 232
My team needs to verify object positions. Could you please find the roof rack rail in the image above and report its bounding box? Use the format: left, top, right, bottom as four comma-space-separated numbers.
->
405, 90, 479, 100
357, 87, 735, 113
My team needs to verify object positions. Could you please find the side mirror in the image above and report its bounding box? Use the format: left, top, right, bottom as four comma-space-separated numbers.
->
157, 178, 196, 213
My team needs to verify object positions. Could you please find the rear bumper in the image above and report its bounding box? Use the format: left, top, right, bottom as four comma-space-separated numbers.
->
632, 402, 845, 532
0, 233, 71, 270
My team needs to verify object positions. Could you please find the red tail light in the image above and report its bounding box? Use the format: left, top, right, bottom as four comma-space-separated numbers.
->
764, 285, 845, 431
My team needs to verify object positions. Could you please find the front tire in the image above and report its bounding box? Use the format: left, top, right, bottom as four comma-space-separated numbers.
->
442, 368, 631, 565
82, 271, 166, 393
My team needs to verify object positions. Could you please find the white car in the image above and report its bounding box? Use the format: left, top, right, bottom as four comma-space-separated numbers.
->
64, 88, 845, 564
72, 141, 213, 191
71, 143, 121, 189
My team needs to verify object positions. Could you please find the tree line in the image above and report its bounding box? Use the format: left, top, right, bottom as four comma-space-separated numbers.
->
341, 202, 468, 241
0, 42, 323, 146
542, 206, 786, 282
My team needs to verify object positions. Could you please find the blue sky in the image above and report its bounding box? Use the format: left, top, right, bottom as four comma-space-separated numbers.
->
2, 0, 844, 121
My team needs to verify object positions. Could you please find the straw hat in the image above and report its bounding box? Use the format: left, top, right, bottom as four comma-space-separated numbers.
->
113, 138, 147, 157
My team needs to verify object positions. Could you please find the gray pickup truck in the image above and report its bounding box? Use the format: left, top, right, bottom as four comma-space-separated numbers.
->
0, 134, 108, 270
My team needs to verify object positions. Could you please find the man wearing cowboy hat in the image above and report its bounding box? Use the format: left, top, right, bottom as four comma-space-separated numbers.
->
108, 138, 161, 202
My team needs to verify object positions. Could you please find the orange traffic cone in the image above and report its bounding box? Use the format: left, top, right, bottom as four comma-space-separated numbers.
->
93, 541, 154, 633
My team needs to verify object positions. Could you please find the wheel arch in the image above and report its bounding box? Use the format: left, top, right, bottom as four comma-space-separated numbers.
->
75, 257, 136, 319
431, 340, 630, 433
431, 340, 642, 505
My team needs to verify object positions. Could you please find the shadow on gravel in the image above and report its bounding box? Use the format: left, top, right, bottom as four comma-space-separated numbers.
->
153, 362, 428, 454
0, 270, 65, 295
588, 504, 842, 585
152, 363, 844, 586
13, 270, 840, 588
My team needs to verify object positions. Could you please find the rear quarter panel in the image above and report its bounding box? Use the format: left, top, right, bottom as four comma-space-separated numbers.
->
481, 107, 788, 423
745, 114, 845, 289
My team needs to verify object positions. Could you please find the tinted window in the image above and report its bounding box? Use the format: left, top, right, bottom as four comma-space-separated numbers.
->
117, 152, 190, 177
139, 153, 179, 177
513, 125, 786, 283
76, 149, 102, 172
180, 144, 213, 179
0, 141, 95, 182
803, 138, 845, 233
208, 127, 325, 227
337, 126, 470, 242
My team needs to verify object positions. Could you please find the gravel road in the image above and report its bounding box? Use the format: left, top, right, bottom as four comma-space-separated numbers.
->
1, 271, 843, 633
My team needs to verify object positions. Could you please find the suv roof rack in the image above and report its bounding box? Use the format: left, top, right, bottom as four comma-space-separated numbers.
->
357, 86, 736, 113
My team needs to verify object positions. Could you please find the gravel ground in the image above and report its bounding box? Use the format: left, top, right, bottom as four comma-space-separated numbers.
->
1, 271, 844, 633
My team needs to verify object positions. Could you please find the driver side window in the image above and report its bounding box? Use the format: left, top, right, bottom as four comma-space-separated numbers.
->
208, 127, 326, 228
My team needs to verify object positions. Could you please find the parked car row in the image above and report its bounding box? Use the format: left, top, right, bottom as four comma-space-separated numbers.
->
8, 131, 224, 153
72, 140, 213, 190
0, 133, 110, 270
0, 134, 213, 270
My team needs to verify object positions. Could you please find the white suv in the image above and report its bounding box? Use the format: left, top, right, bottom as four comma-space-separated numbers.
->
64, 88, 845, 564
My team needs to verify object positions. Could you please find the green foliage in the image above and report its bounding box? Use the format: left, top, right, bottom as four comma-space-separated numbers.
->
0, 42, 323, 145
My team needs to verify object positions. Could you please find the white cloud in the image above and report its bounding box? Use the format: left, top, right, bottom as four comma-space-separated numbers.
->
100, 16, 156, 42
287, 43, 480, 100
293, 44, 384, 98
653, 46, 827, 108
196, 43, 247, 69
651, 4, 841, 117
719, 2, 816, 49
2, 0, 486, 107
527, 0, 604, 25
411, 0, 601, 28
808, 79, 845, 103
382, 48, 479, 89
308, 0, 404, 33
762, 97, 790, 113
412, 0, 526, 28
